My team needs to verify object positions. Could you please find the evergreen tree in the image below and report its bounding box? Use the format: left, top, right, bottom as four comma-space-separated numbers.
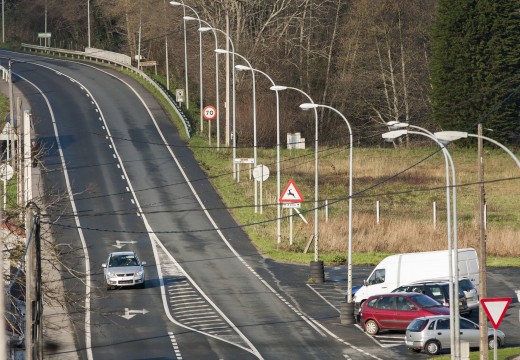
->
430, 0, 520, 145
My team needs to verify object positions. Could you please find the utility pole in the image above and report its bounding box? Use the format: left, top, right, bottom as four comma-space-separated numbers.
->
25, 203, 42, 360
0, 178, 5, 360
8, 59, 13, 169
478, 123, 488, 360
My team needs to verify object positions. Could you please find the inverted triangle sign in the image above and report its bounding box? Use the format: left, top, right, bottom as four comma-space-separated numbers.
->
279, 179, 304, 203
480, 297, 511, 329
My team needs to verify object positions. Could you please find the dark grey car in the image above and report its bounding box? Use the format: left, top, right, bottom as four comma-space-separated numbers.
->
392, 281, 470, 316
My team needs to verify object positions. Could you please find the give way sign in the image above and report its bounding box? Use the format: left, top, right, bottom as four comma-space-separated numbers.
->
480, 297, 512, 329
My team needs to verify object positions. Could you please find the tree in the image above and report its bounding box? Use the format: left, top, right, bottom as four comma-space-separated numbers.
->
430, 0, 520, 145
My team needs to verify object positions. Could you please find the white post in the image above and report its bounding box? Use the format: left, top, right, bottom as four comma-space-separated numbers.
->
376, 200, 380, 224
433, 201, 437, 229
24, 110, 32, 203
484, 203, 487, 230
325, 199, 328, 224
289, 208, 293, 245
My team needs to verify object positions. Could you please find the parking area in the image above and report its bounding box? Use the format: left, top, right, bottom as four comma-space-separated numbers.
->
307, 265, 520, 354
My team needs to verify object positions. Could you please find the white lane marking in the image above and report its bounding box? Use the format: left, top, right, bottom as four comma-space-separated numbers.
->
306, 284, 341, 312
16, 53, 379, 359
13, 74, 94, 360
168, 332, 182, 360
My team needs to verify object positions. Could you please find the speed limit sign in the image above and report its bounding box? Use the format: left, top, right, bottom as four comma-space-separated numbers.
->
203, 106, 217, 121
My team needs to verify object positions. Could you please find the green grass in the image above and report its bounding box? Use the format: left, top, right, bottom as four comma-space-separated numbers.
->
436, 347, 520, 360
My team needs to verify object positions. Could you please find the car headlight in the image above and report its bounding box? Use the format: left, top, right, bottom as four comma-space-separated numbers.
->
135, 270, 144, 278
107, 271, 117, 279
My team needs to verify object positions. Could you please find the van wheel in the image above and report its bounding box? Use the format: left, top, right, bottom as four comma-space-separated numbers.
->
364, 320, 379, 335
425, 340, 441, 355
488, 336, 501, 349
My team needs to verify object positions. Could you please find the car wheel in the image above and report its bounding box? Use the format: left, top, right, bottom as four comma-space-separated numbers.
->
140, 281, 146, 289
425, 340, 441, 355
364, 320, 379, 335
488, 336, 501, 349
106, 283, 112, 291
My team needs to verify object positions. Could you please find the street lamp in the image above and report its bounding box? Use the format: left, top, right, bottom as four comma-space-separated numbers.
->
435, 130, 520, 359
382, 129, 460, 358
301, 103, 354, 306
169, 1, 197, 111
434, 131, 520, 168
205, 27, 237, 166
199, 24, 220, 147
270, 85, 322, 281
233, 66, 280, 242
216, 49, 259, 213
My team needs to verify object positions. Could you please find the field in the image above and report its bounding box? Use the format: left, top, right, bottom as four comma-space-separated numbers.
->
188, 134, 520, 266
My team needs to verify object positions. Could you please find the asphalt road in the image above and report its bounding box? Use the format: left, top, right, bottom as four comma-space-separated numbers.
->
1, 49, 518, 360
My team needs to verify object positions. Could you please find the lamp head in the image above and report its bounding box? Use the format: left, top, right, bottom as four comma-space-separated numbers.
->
434, 131, 468, 143
382, 129, 408, 142
270, 85, 287, 91
183, 16, 197, 21
299, 103, 318, 111
169, 1, 182, 6
198, 27, 212, 32
386, 121, 409, 130
215, 49, 228, 54
235, 64, 251, 71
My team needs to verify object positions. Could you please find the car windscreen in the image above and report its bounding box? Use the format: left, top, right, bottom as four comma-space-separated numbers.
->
410, 294, 442, 308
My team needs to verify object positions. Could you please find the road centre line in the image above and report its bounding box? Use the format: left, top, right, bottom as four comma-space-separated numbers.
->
21, 53, 382, 359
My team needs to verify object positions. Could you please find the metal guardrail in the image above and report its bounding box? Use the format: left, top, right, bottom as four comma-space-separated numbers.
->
20, 43, 194, 138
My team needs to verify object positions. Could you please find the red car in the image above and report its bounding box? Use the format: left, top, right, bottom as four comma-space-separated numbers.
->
360, 292, 450, 335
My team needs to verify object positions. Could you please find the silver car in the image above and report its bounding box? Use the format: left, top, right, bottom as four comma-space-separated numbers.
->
405, 315, 505, 355
102, 251, 146, 290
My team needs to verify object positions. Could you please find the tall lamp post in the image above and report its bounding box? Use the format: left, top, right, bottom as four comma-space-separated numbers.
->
205, 27, 236, 172
198, 23, 220, 147
170, 1, 196, 111
270, 85, 323, 281
434, 130, 520, 359
215, 49, 259, 212
383, 129, 460, 358
233, 66, 280, 242
301, 103, 354, 309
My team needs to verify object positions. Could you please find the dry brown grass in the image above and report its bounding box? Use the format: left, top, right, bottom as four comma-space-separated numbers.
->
254, 146, 520, 258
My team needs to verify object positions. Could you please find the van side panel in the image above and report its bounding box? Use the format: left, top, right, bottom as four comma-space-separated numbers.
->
353, 248, 479, 304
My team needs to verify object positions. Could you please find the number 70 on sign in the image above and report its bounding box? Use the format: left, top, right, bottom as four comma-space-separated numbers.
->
203, 106, 217, 121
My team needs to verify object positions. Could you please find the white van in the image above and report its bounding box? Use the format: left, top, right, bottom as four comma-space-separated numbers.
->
352, 248, 479, 308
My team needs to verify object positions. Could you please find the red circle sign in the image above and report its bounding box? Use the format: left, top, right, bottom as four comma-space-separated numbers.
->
203, 106, 217, 121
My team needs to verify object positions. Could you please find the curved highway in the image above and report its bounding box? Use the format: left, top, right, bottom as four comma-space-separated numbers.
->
0, 50, 359, 359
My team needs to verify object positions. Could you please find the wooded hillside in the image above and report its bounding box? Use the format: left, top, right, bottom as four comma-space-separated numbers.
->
5, 0, 519, 147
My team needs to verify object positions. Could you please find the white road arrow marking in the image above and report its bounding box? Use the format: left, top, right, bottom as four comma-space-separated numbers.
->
120, 308, 149, 320
112, 240, 137, 249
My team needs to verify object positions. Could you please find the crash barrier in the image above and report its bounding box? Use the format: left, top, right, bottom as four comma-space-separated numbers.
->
20, 43, 193, 137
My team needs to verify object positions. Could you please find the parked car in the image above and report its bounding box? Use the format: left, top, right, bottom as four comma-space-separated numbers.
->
102, 251, 146, 290
360, 292, 450, 335
392, 281, 471, 316
458, 277, 479, 310
406, 315, 505, 355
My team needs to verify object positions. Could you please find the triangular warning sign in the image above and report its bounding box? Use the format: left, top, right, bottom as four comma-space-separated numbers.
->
279, 179, 304, 203
480, 297, 511, 329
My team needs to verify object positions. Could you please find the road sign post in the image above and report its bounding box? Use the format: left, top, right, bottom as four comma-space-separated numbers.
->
203, 106, 217, 145
253, 165, 269, 214
279, 179, 304, 245
480, 297, 511, 360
